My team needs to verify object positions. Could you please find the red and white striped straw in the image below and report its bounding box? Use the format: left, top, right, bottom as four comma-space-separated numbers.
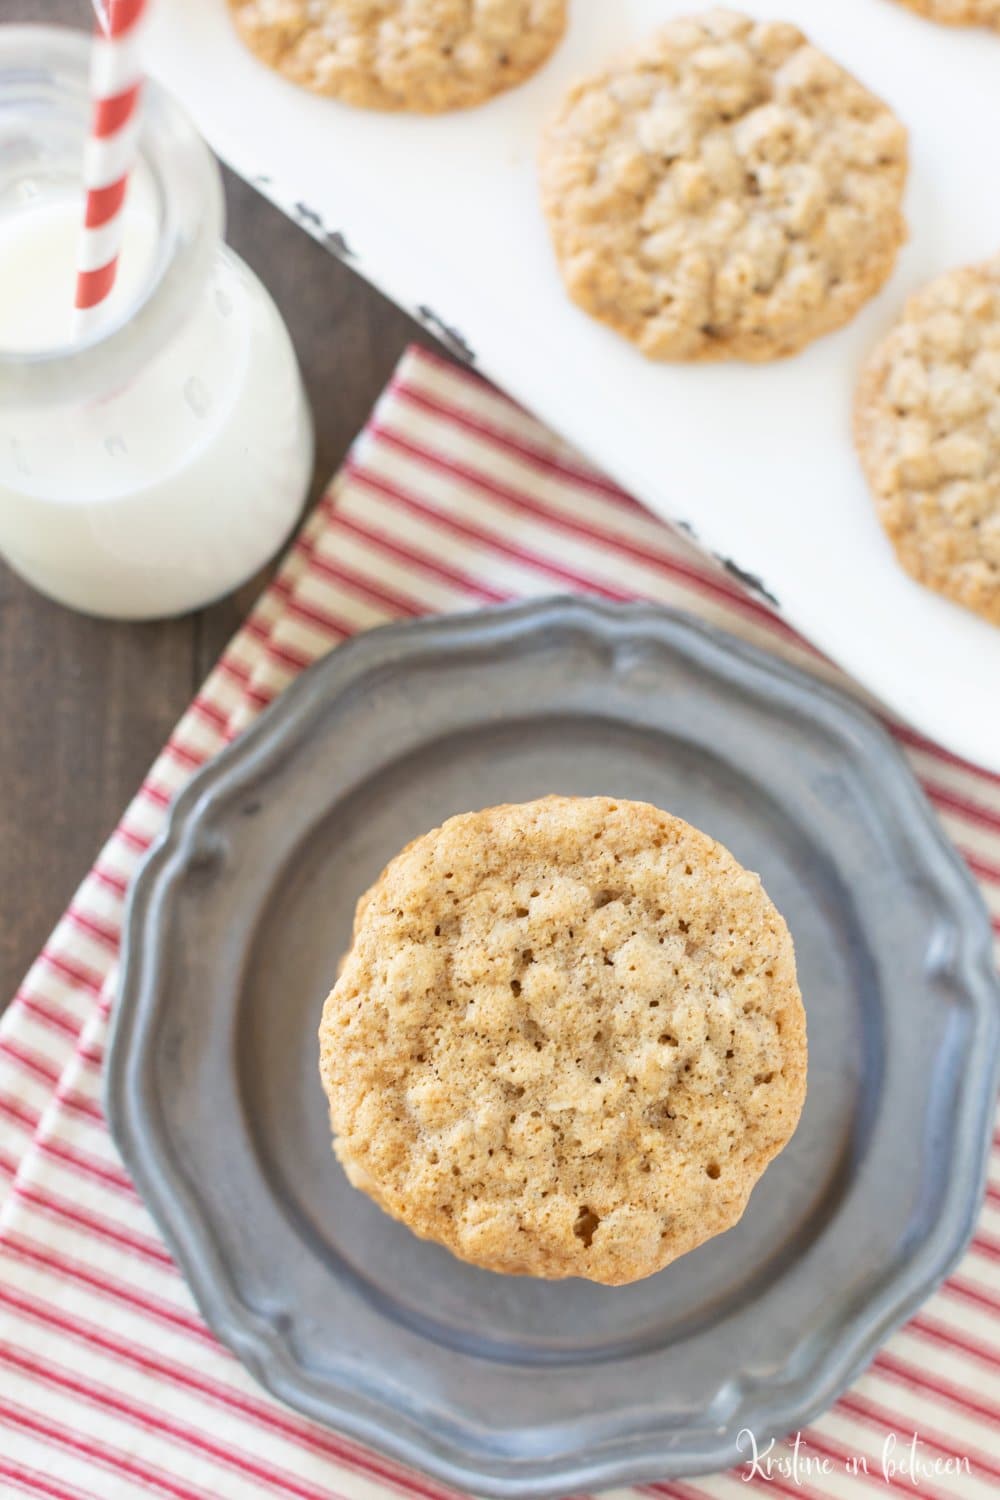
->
73, 0, 150, 338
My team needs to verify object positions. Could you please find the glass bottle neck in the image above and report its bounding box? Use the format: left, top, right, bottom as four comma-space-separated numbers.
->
0, 25, 224, 409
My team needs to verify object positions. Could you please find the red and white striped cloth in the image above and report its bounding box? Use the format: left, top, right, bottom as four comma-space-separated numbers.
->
0, 346, 997, 1500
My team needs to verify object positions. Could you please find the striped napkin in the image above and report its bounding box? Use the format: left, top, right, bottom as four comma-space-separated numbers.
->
0, 346, 997, 1500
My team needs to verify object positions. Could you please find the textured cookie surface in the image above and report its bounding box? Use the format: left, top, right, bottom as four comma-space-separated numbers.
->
855, 259, 1000, 627
319, 797, 807, 1285
539, 9, 908, 361
227, 0, 566, 112
891, 0, 1000, 27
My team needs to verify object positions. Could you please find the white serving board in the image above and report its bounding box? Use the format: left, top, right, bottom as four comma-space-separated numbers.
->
149, 1, 1000, 770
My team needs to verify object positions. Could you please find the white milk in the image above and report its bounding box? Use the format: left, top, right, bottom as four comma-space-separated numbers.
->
0, 191, 313, 619
0, 191, 159, 353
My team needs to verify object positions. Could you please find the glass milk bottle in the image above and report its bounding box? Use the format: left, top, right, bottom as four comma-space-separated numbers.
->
0, 27, 313, 619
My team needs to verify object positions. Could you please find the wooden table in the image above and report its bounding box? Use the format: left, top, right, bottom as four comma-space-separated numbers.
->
0, 0, 448, 1007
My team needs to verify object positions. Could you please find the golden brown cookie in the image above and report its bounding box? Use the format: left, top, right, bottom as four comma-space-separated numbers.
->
539, 9, 908, 362
855, 259, 1000, 627
319, 796, 807, 1285
890, 0, 1000, 27
227, 0, 567, 112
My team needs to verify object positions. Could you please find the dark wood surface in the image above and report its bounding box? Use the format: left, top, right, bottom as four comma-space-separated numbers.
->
0, 0, 447, 1007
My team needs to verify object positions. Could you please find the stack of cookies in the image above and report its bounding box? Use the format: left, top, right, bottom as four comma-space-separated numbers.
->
320, 797, 807, 1285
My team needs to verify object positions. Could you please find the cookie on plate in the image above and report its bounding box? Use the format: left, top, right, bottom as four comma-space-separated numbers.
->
855, 258, 1000, 627
227, 0, 567, 112
319, 796, 807, 1286
539, 9, 908, 362
890, 0, 1000, 28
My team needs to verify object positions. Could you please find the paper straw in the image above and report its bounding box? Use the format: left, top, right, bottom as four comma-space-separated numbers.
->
73, 0, 149, 339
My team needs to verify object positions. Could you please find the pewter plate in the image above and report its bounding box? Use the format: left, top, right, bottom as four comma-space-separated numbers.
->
107, 599, 1000, 1497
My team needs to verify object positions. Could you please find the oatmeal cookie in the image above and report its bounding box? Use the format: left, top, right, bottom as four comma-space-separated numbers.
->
319, 796, 807, 1285
539, 9, 908, 361
227, 0, 567, 112
891, 0, 1000, 28
855, 258, 1000, 626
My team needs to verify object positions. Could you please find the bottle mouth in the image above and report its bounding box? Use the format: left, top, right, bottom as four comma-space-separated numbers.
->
0, 25, 224, 406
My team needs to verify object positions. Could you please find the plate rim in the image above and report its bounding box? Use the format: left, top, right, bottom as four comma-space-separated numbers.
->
106, 597, 1000, 1497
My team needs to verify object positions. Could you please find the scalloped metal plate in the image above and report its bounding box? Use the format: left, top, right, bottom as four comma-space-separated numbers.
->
107, 599, 1000, 1497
